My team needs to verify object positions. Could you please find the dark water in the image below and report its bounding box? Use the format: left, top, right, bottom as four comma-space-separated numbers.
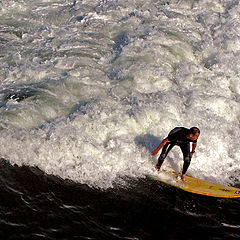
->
1, 158, 240, 240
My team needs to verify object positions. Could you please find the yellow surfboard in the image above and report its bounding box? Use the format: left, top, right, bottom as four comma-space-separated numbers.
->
151, 171, 240, 198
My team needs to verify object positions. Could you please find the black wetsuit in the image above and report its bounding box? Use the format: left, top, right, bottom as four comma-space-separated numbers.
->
156, 127, 197, 174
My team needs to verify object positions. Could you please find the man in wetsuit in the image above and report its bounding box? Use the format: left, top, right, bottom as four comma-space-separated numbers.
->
152, 127, 200, 182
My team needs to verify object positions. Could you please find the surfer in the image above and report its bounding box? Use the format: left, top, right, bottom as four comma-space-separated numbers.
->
152, 127, 200, 182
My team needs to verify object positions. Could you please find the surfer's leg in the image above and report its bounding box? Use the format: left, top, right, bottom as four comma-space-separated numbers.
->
156, 143, 174, 170
180, 143, 191, 175
182, 157, 191, 175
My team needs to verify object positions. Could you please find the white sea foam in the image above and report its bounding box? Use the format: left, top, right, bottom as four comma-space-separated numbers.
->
0, 0, 239, 188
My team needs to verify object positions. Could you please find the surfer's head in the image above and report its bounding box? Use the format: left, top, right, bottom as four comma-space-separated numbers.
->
187, 127, 200, 141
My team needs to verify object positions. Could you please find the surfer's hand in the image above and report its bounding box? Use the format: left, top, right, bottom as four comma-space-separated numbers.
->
152, 149, 158, 156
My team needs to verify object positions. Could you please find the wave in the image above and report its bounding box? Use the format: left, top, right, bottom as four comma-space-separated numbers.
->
0, 0, 239, 188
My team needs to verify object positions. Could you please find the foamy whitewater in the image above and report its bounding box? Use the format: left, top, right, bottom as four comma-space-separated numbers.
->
0, 0, 239, 188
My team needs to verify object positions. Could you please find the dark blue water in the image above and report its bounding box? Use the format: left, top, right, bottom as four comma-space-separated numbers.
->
1, 159, 240, 240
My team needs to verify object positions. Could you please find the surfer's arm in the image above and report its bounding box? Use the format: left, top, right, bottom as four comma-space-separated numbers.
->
191, 142, 197, 157
152, 138, 170, 156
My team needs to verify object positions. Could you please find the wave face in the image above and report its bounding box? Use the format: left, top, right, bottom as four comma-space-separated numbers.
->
0, 0, 239, 188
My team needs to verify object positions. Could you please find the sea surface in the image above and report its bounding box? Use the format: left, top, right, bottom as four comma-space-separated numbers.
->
0, 0, 240, 239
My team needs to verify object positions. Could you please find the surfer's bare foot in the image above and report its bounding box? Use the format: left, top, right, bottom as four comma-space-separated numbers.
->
181, 174, 187, 182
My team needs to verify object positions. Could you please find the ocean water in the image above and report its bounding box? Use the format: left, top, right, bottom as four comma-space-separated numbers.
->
0, 0, 240, 239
